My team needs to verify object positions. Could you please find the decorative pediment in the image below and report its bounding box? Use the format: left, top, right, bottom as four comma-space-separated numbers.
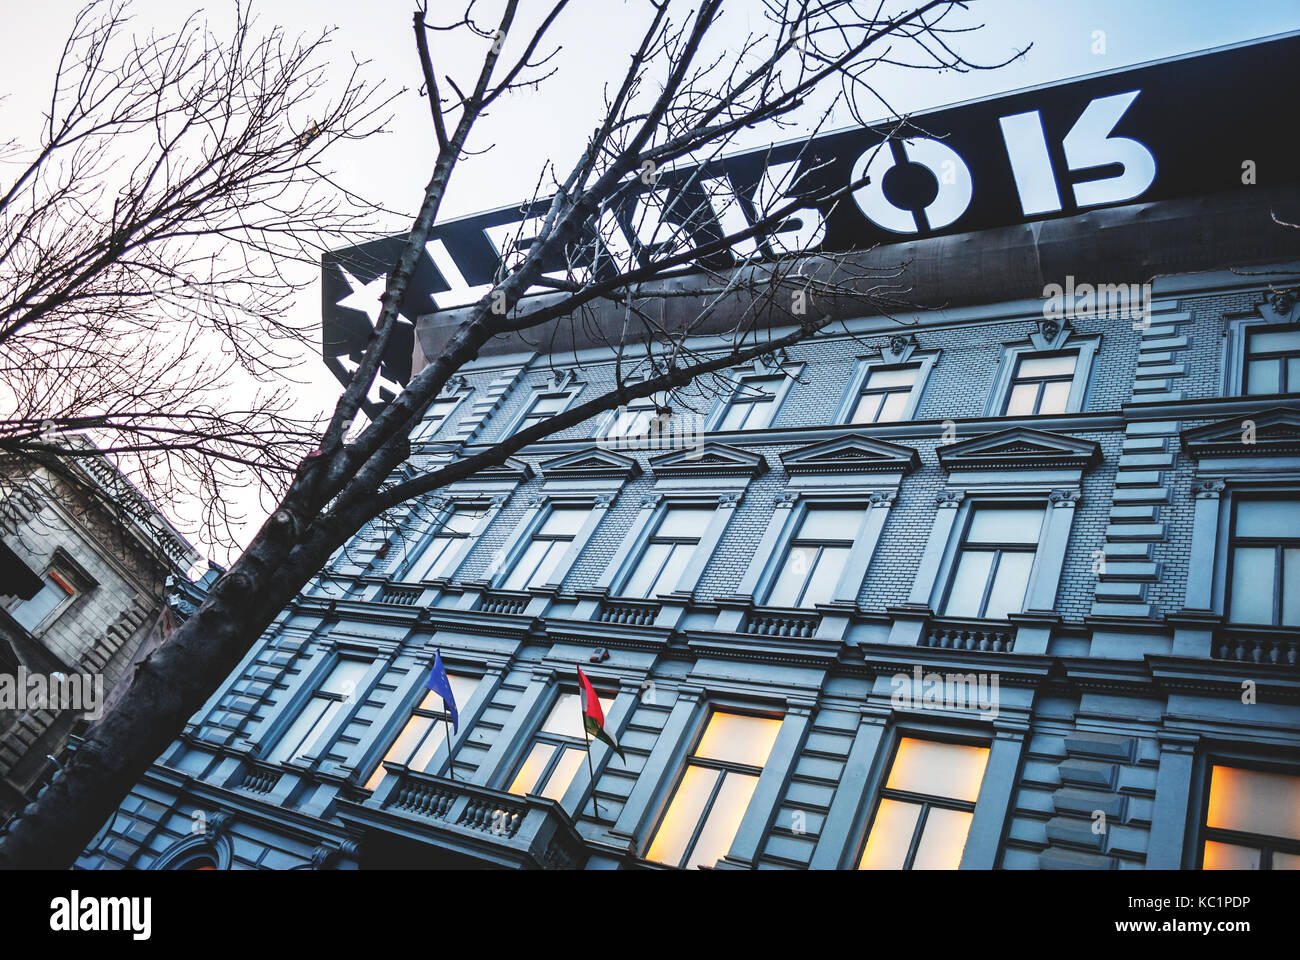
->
1181, 407, 1300, 460
1028, 317, 1073, 352
648, 442, 767, 478
474, 456, 535, 482
938, 427, 1100, 471
537, 446, 642, 480
780, 434, 920, 475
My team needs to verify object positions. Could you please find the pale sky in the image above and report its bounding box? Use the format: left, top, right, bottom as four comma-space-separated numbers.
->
3, 0, 1298, 563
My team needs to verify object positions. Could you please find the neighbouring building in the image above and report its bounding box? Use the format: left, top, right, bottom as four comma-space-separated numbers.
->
76, 34, 1300, 870
0, 440, 210, 819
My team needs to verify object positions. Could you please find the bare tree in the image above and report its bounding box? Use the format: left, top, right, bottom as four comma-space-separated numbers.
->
0, 1, 397, 550
0, 0, 1019, 867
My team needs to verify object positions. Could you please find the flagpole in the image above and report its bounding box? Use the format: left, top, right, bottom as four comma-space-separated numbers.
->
575, 685, 604, 821
443, 712, 457, 782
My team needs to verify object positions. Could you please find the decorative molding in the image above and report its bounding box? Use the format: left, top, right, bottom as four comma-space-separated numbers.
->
639, 493, 664, 510
593, 493, 616, 509
1181, 406, 1300, 460
936, 489, 966, 508
1259, 287, 1300, 324
869, 490, 897, 507
937, 426, 1101, 472
1029, 317, 1073, 351
1192, 479, 1226, 499
775, 490, 799, 509
717, 492, 743, 509
537, 446, 643, 480
780, 433, 921, 476
441, 375, 468, 395
1048, 489, 1082, 508
648, 441, 767, 478
474, 456, 536, 482
880, 333, 918, 364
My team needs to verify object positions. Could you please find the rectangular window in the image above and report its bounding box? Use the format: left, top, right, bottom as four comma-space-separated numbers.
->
502, 506, 589, 591
622, 506, 714, 598
405, 506, 483, 582
852, 366, 917, 424
1003, 352, 1077, 416
1244, 325, 1300, 395
268, 659, 370, 764
718, 376, 783, 431
767, 506, 862, 608
511, 392, 571, 438
1228, 498, 1300, 626
365, 672, 481, 791
1201, 764, 1300, 869
647, 711, 783, 869
507, 690, 614, 802
603, 395, 661, 439
11, 569, 76, 632
942, 506, 1043, 620
412, 397, 463, 442
859, 738, 989, 870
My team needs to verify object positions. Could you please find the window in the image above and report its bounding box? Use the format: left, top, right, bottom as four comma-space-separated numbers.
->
767, 506, 861, 608
268, 659, 369, 764
1201, 764, 1300, 869
851, 366, 917, 424
1244, 325, 1300, 395
718, 376, 783, 431
647, 711, 782, 869
507, 690, 613, 801
404, 506, 483, 582
502, 506, 588, 590
859, 738, 989, 870
602, 395, 661, 439
1227, 498, 1300, 626
622, 506, 714, 598
942, 506, 1043, 620
412, 397, 463, 442
511, 392, 572, 438
1003, 352, 1077, 416
365, 673, 480, 791
11, 568, 76, 632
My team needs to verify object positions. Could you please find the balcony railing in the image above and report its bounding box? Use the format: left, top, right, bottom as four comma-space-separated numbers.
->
477, 593, 529, 616
379, 584, 423, 606
743, 609, 821, 638
1213, 632, 1299, 665
598, 599, 660, 626
922, 619, 1016, 653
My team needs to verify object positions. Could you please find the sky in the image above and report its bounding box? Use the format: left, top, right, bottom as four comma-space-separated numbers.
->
3, 0, 1298, 563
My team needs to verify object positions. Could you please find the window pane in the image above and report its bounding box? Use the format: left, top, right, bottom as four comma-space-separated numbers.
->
878, 390, 911, 422
851, 392, 885, 424
886, 738, 990, 802
859, 798, 922, 870
656, 507, 714, 539
984, 551, 1034, 619
409, 537, 453, 581
1230, 547, 1276, 624
417, 673, 480, 713
387, 715, 435, 768
968, 508, 1043, 545
1285, 549, 1300, 627
912, 807, 975, 870
289, 700, 342, 763
321, 660, 369, 697
801, 546, 849, 607
742, 399, 775, 430
798, 508, 863, 542
684, 771, 759, 869
1249, 328, 1300, 353
1202, 840, 1261, 870
647, 766, 720, 867
503, 540, 549, 590
531, 395, 568, 414
768, 546, 816, 608
407, 722, 448, 773
528, 540, 566, 589
269, 699, 329, 763
695, 712, 782, 767
539, 691, 612, 739
944, 551, 994, 618
1289, 357, 1300, 392
651, 542, 694, 596
1017, 353, 1076, 377
1038, 379, 1071, 414
1206, 765, 1300, 841
1004, 382, 1039, 416
1273, 852, 1300, 870
507, 742, 556, 796
1235, 500, 1300, 539
719, 405, 748, 431
865, 366, 917, 389
1246, 359, 1281, 394
539, 507, 589, 536
11, 574, 71, 630
539, 747, 585, 801
624, 542, 670, 599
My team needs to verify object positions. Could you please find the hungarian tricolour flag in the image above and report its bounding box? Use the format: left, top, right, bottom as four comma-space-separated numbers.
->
577, 666, 624, 760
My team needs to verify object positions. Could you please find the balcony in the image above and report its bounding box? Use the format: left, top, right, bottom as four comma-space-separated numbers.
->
597, 598, 660, 626
335, 767, 588, 869
921, 617, 1016, 653
743, 608, 821, 638
1213, 627, 1299, 665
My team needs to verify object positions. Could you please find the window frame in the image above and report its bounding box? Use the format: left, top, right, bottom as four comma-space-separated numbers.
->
1224, 495, 1300, 627
9, 566, 79, 633
616, 501, 714, 600
1002, 350, 1078, 416
1194, 757, 1300, 870
1236, 321, 1300, 397
506, 686, 615, 802
363, 670, 481, 790
400, 500, 491, 584
502, 385, 582, 440
706, 366, 802, 434
939, 503, 1045, 620
266, 656, 371, 766
984, 336, 1099, 418
763, 503, 862, 609
411, 393, 469, 443
835, 352, 938, 425
497, 501, 591, 592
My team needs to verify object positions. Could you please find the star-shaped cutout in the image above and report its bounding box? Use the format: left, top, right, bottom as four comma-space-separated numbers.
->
335, 265, 412, 329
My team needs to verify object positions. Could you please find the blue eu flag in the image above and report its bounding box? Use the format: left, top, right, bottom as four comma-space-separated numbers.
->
426, 651, 458, 733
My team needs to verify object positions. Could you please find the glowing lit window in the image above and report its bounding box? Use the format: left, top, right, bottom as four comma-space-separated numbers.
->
1227, 498, 1300, 627
1003, 352, 1076, 416
268, 659, 370, 764
364, 672, 481, 791
942, 506, 1043, 620
404, 505, 484, 583
502, 506, 589, 590
851, 366, 917, 424
858, 737, 989, 870
1201, 765, 1300, 870
621, 506, 715, 599
647, 711, 783, 869
507, 690, 614, 802
767, 506, 862, 609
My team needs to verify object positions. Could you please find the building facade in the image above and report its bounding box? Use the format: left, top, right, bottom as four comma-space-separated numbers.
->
76, 39, 1300, 871
0, 444, 208, 819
